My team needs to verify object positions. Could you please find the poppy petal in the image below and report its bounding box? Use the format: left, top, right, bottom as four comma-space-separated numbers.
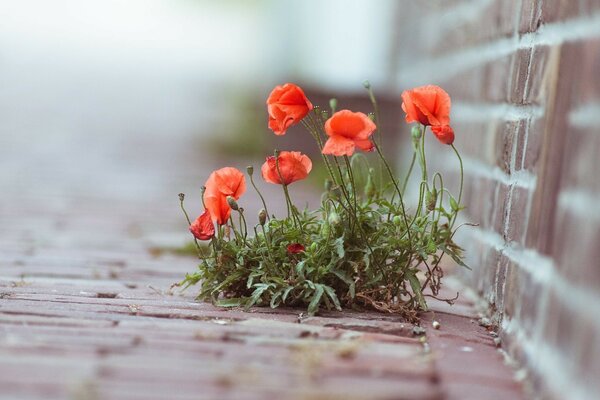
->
322, 134, 355, 156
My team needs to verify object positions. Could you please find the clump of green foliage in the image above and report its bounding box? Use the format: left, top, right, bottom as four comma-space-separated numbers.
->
177, 83, 468, 322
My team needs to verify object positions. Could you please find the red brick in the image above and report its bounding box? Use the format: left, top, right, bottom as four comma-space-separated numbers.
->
518, 0, 542, 33
509, 48, 534, 104
522, 116, 545, 172
552, 202, 600, 289
430, 0, 518, 55
504, 185, 532, 245
540, 0, 594, 24
523, 45, 551, 104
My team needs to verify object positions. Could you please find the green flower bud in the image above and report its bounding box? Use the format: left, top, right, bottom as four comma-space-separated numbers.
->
329, 98, 338, 113
226, 196, 239, 211
392, 215, 403, 226
321, 222, 330, 236
328, 211, 340, 226
310, 242, 317, 252
365, 168, 376, 199
411, 126, 422, 140
246, 165, 254, 176
426, 240, 437, 254
258, 209, 267, 226
426, 189, 437, 212
178, 193, 185, 202
362, 80, 371, 89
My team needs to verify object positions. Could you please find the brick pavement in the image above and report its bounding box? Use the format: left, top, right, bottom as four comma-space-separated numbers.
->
0, 74, 525, 400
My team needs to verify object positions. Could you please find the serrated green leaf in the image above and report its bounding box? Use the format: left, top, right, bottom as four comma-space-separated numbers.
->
406, 270, 427, 310
282, 286, 294, 303
216, 298, 243, 307
270, 291, 282, 308
330, 268, 355, 298
323, 285, 342, 311
307, 284, 324, 315
439, 245, 471, 270
334, 236, 345, 259
449, 196, 459, 211
246, 283, 273, 309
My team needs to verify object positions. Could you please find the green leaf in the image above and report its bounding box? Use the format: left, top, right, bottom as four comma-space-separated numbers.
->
307, 284, 324, 316
282, 286, 294, 303
439, 245, 471, 270
406, 270, 427, 310
295, 260, 306, 278
334, 236, 345, 259
449, 196, 459, 211
330, 267, 355, 298
323, 285, 342, 311
270, 291, 282, 308
216, 298, 243, 307
246, 283, 273, 309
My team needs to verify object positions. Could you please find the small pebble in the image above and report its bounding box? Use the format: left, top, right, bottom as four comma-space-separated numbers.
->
432, 320, 441, 330
412, 326, 426, 336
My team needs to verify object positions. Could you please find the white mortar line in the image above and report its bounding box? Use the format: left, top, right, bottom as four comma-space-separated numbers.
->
568, 102, 600, 128
422, 0, 495, 36
519, 118, 530, 171
453, 101, 544, 122
558, 188, 600, 220
503, 317, 596, 400
470, 227, 600, 317
398, 12, 600, 85
459, 155, 537, 189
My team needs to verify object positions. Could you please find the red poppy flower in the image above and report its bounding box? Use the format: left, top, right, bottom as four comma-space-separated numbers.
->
401, 85, 451, 127
203, 167, 246, 225
287, 243, 305, 254
321, 110, 376, 156
189, 210, 215, 240
431, 125, 455, 145
267, 83, 313, 135
261, 151, 312, 185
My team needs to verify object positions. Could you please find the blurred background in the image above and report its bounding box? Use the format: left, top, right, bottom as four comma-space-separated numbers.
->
0, 0, 405, 246
2, 1, 600, 399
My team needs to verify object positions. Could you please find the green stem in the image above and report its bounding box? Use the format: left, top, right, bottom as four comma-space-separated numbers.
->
303, 116, 338, 187
450, 144, 464, 229
416, 125, 429, 217
344, 155, 359, 233
178, 195, 203, 259
401, 151, 417, 195
365, 84, 382, 146
372, 141, 413, 247
249, 173, 270, 220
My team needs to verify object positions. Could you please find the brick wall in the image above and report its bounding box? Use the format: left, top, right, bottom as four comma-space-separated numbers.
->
391, 1, 600, 398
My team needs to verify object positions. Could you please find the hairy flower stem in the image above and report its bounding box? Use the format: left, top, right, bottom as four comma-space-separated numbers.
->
343, 155, 359, 232
178, 194, 204, 259
450, 144, 464, 229
228, 215, 243, 244
303, 116, 339, 187
237, 209, 248, 243
373, 142, 413, 247
364, 82, 383, 147
304, 114, 355, 218
401, 151, 417, 195
274, 154, 303, 231
249, 173, 270, 220
414, 125, 429, 218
